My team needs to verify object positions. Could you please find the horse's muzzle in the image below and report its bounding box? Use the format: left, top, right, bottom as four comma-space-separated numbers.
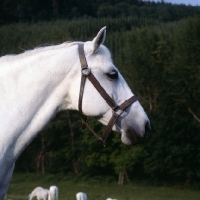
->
124, 121, 151, 145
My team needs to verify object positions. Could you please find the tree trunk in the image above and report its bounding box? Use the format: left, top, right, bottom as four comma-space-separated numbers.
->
52, 0, 58, 13
118, 172, 124, 185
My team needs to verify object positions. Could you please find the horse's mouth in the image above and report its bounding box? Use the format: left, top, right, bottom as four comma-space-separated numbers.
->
121, 130, 145, 146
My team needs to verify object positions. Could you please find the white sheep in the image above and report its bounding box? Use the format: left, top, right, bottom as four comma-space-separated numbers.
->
106, 198, 117, 200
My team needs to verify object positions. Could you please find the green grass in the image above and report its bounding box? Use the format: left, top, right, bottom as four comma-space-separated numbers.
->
7, 173, 200, 200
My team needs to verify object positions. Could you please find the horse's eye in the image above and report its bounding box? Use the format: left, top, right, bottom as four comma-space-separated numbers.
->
106, 70, 118, 80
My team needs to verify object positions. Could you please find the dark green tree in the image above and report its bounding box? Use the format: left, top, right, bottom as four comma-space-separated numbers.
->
144, 18, 200, 181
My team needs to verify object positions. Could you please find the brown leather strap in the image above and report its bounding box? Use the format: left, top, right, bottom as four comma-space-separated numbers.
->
87, 73, 117, 109
78, 43, 117, 131
101, 114, 118, 145
101, 96, 137, 145
78, 43, 137, 146
81, 119, 105, 144
78, 44, 88, 114
78, 44, 89, 129
78, 75, 87, 115
78, 44, 117, 110
78, 43, 88, 70
120, 96, 137, 110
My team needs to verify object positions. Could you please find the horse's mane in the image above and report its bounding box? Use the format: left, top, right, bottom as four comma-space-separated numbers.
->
0, 41, 81, 62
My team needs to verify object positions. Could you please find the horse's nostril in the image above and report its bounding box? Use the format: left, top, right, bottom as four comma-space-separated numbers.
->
145, 122, 151, 139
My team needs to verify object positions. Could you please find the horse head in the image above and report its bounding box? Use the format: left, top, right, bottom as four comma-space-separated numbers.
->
69, 27, 150, 145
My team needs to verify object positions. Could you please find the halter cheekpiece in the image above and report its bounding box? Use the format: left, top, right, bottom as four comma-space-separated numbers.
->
78, 43, 137, 146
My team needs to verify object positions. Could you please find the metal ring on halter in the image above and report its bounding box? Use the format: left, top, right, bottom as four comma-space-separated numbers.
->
82, 68, 91, 76
112, 107, 124, 117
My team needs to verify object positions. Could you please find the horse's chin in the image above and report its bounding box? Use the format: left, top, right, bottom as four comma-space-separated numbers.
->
121, 130, 143, 146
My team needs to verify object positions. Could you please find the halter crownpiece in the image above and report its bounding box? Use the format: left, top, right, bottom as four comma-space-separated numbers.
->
78, 43, 137, 146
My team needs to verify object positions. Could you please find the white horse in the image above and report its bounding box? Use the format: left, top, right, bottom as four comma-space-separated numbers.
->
76, 192, 87, 200
29, 187, 49, 200
48, 186, 58, 200
0, 27, 150, 198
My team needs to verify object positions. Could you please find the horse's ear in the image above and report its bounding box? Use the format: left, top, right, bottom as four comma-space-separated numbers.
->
92, 26, 106, 53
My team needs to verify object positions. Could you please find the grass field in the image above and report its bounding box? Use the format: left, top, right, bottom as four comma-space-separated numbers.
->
6, 173, 200, 200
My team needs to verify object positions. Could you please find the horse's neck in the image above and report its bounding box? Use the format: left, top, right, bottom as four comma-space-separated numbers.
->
0, 44, 78, 163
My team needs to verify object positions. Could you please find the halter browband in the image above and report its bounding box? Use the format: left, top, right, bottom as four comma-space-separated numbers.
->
78, 43, 137, 146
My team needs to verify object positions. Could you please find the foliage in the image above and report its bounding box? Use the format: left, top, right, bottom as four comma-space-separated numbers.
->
145, 17, 200, 181
1, 16, 200, 183
1, 0, 200, 25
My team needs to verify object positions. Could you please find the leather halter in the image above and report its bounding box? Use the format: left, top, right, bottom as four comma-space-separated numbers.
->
78, 43, 137, 146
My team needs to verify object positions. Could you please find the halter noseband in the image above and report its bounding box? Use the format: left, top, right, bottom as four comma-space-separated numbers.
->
78, 43, 137, 146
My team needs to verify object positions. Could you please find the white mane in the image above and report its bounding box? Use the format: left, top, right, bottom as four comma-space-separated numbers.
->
0, 42, 77, 62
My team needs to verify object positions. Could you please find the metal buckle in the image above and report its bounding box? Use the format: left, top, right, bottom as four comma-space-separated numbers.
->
82, 68, 91, 76
112, 106, 124, 117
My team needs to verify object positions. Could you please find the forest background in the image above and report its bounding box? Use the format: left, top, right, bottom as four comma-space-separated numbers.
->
1, 0, 200, 185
